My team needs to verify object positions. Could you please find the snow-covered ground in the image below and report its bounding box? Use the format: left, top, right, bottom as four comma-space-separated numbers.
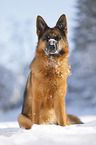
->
0, 116, 96, 145
0, 108, 96, 145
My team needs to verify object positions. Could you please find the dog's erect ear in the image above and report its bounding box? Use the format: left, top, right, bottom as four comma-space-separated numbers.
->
36, 15, 48, 38
55, 14, 67, 37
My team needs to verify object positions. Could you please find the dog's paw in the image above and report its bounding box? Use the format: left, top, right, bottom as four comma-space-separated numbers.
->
18, 114, 32, 129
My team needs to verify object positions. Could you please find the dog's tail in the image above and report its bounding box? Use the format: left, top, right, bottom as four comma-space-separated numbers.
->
68, 114, 83, 124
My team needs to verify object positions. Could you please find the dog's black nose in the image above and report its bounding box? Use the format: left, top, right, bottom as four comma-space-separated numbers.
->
49, 45, 56, 51
45, 38, 59, 55
47, 39, 57, 52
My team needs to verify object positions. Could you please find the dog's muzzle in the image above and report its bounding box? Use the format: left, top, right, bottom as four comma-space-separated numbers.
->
45, 39, 59, 55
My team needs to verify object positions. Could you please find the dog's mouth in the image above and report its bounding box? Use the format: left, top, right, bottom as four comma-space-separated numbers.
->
45, 39, 60, 55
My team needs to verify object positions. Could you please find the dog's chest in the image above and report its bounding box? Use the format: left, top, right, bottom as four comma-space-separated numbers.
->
44, 67, 64, 79
38, 65, 66, 90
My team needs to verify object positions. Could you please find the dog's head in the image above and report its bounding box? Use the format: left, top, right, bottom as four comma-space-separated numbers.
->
36, 14, 69, 57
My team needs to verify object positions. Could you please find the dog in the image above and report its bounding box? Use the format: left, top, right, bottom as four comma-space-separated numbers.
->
18, 14, 83, 129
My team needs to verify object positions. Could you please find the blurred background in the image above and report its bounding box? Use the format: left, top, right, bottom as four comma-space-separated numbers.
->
0, 0, 96, 121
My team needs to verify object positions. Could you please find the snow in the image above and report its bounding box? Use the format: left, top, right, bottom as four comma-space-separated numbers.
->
0, 108, 96, 145
0, 117, 96, 145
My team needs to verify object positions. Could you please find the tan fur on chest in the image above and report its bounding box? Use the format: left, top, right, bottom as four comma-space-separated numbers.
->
31, 56, 69, 97
31, 56, 69, 124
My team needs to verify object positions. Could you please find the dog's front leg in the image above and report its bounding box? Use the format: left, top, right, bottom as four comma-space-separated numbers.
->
32, 96, 42, 125
54, 97, 69, 126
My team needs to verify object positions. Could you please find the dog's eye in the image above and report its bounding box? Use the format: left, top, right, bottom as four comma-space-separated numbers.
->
47, 36, 50, 39
54, 35, 61, 41
46, 36, 50, 41
42, 35, 50, 41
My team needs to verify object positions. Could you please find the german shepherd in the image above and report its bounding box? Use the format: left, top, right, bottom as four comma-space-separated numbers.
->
18, 14, 83, 129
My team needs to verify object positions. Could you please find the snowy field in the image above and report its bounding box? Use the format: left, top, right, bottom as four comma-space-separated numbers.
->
0, 117, 96, 145
0, 108, 96, 145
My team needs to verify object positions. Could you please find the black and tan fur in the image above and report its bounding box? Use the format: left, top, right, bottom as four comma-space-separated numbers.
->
18, 14, 83, 129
